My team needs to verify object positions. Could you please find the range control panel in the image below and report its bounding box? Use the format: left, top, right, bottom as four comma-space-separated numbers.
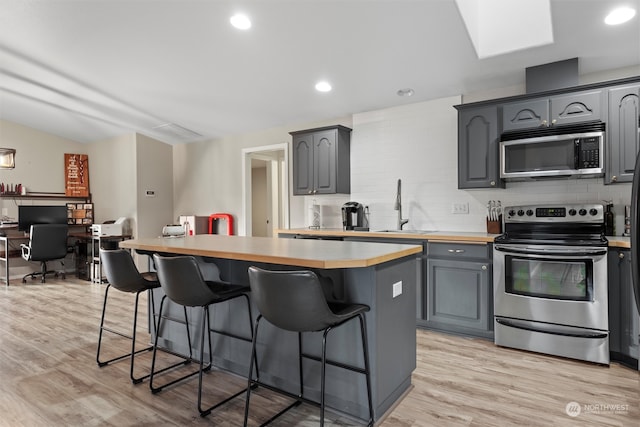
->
504, 203, 604, 223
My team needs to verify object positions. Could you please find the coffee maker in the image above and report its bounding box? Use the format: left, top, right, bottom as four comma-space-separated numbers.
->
342, 202, 369, 231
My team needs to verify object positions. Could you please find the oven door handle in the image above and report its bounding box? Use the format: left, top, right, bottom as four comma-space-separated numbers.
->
495, 318, 608, 339
494, 244, 607, 257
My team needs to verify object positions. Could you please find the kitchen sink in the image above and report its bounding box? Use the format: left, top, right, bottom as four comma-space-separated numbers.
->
374, 229, 435, 234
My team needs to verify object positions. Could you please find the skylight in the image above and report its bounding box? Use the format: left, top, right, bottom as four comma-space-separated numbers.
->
455, 0, 554, 59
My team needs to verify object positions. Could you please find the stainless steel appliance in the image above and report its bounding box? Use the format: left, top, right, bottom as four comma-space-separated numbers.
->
493, 203, 609, 364
500, 122, 605, 180
629, 150, 640, 372
342, 201, 368, 231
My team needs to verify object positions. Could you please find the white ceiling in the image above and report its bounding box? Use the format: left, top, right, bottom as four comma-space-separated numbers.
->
0, 0, 639, 145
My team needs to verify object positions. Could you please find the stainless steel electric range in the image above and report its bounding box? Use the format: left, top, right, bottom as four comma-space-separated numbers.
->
493, 203, 609, 364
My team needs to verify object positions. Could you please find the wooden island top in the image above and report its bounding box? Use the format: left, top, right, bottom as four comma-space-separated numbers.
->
119, 234, 422, 269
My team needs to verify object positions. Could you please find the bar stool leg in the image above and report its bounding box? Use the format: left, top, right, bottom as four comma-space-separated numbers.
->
358, 313, 374, 426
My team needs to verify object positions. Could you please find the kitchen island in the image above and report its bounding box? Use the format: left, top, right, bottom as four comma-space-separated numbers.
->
120, 235, 422, 422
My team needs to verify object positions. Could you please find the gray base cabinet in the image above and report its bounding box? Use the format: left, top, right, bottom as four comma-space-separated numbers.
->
425, 242, 493, 339
606, 84, 640, 184
608, 249, 640, 368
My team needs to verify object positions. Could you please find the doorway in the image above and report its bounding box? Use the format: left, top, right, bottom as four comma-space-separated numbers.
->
241, 144, 289, 237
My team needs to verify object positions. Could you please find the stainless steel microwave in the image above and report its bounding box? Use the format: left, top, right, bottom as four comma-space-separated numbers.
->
500, 122, 605, 180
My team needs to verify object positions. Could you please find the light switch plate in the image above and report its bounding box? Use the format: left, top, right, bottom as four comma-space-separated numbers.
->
392, 281, 402, 298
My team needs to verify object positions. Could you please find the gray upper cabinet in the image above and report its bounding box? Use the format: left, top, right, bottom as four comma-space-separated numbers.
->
502, 98, 549, 131
457, 105, 504, 189
606, 84, 640, 184
502, 90, 603, 132
290, 125, 351, 195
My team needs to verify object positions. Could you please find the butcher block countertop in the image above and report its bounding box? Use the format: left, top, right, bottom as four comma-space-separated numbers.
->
120, 234, 422, 269
277, 228, 498, 243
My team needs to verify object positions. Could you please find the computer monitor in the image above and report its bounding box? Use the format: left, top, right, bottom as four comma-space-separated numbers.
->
18, 205, 68, 232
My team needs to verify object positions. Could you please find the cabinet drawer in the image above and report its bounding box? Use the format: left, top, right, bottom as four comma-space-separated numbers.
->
427, 242, 490, 260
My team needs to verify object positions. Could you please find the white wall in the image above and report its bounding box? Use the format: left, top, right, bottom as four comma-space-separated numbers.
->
0, 120, 86, 218
135, 134, 174, 239
172, 116, 352, 234
87, 133, 137, 226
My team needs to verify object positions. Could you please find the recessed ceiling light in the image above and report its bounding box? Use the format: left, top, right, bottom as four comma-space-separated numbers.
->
605, 7, 636, 25
230, 13, 251, 30
315, 81, 332, 92
397, 88, 414, 97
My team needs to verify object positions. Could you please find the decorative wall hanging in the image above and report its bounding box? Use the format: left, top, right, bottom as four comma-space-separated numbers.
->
64, 153, 90, 197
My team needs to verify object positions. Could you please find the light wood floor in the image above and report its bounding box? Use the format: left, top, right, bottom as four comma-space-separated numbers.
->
0, 277, 637, 426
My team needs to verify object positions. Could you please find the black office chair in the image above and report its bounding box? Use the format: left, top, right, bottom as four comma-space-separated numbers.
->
244, 267, 374, 427
150, 254, 257, 418
20, 224, 68, 283
97, 249, 190, 384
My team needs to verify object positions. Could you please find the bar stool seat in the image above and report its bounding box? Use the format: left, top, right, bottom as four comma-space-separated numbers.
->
151, 254, 257, 418
97, 249, 190, 384
244, 266, 374, 427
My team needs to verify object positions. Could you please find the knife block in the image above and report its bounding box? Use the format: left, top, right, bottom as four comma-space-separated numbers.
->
486, 216, 502, 234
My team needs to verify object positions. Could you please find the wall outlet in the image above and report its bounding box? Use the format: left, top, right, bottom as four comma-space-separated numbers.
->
451, 202, 469, 214
392, 281, 402, 298
145, 190, 156, 197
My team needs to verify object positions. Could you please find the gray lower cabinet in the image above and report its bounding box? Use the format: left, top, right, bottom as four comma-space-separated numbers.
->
290, 125, 351, 195
606, 84, 640, 184
608, 249, 640, 368
425, 242, 493, 339
456, 104, 503, 189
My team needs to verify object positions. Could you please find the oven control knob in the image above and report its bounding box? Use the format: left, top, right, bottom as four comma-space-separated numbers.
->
508, 209, 516, 217
568, 209, 577, 216
589, 208, 598, 216
517, 209, 525, 216
579, 209, 587, 216
526, 209, 533, 216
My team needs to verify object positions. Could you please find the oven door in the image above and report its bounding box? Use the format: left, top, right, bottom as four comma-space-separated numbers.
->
494, 244, 608, 331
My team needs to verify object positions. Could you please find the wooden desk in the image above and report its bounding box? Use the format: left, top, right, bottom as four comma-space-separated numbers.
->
121, 235, 422, 422
0, 235, 28, 285
0, 232, 130, 285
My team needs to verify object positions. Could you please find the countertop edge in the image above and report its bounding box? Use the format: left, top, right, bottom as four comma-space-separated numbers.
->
277, 229, 632, 248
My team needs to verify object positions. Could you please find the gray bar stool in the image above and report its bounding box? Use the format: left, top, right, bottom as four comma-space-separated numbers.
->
97, 249, 191, 384
244, 266, 374, 427
151, 254, 257, 418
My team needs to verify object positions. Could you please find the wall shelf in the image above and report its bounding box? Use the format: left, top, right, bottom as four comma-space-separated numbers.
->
0, 192, 91, 201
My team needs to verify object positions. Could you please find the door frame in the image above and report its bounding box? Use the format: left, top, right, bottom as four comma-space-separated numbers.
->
241, 143, 289, 236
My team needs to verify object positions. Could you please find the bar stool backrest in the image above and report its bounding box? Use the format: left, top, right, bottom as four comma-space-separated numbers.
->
247, 266, 337, 332
153, 254, 216, 307
101, 249, 156, 292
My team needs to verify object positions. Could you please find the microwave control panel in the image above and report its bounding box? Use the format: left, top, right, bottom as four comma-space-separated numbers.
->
577, 137, 600, 168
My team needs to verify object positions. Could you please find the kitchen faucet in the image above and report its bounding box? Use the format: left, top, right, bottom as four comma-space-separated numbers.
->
395, 179, 409, 230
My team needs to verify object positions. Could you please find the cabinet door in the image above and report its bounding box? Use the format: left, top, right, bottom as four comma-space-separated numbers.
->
313, 129, 337, 194
550, 90, 603, 126
292, 133, 314, 195
457, 105, 503, 189
426, 258, 492, 336
607, 84, 640, 184
502, 98, 549, 131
